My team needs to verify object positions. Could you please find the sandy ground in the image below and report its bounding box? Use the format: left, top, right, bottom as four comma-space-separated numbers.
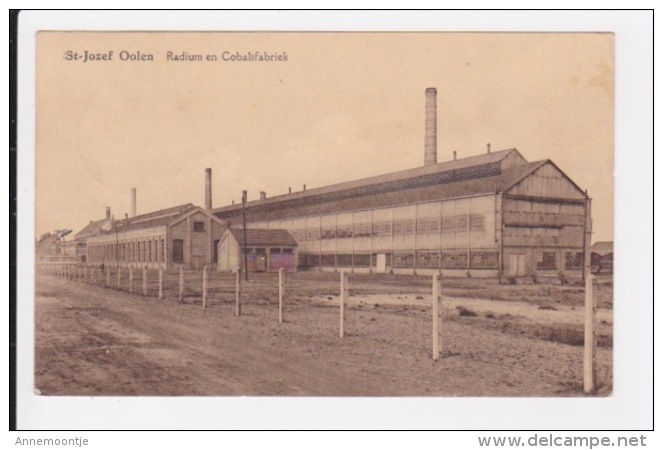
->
34, 273, 612, 397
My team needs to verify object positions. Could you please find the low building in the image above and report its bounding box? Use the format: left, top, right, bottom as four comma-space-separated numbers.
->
590, 241, 613, 274
217, 228, 297, 273
85, 203, 226, 269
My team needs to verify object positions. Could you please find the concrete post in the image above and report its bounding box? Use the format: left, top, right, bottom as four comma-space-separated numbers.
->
158, 266, 163, 300
235, 269, 242, 316
278, 268, 285, 323
340, 271, 348, 338
179, 265, 184, 303
202, 266, 208, 308
129, 266, 134, 293
142, 266, 148, 296
432, 274, 442, 361
117, 266, 121, 290
584, 274, 597, 394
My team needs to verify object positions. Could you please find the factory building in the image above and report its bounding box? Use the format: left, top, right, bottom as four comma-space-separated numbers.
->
84, 178, 227, 269
212, 88, 592, 279
217, 228, 298, 273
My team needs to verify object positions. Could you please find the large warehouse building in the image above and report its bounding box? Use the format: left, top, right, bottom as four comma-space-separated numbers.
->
212, 88, 592, 279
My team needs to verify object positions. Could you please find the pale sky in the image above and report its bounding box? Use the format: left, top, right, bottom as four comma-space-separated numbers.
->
36, 32, 613, 242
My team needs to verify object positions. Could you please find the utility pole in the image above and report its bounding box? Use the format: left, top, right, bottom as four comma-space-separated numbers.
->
242, 190, 249, 282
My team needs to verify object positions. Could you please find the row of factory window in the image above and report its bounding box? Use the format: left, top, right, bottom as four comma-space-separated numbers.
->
297, 250, 585, 271
87, 238, 166, 264
503, 199, 585, 215
288, 215, 486, 242
297, 250, 499, 270
537, 251, 584, 270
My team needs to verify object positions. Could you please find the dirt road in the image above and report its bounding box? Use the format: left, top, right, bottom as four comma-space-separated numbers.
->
34, 274, 612, 396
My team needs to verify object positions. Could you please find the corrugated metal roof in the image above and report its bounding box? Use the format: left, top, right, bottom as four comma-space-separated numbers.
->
227, 228, 297, 247
215, 158, 550, 224
74, 218, 109, 240
213, 149, 521, 216
591, 241, 613, 256
110, 203, 196, 233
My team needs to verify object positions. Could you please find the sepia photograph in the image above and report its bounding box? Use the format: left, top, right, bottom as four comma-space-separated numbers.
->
14, 9, 656, 434
31, 29, 615, 399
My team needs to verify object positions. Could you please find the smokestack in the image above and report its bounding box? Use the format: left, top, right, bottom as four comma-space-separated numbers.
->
260, 191, 267, 200
424, 87, 437, 166
106, 206, 111, 220
487, 143, 491, 153
131, 187, 137, 218
125, 213, 128, 225
205, 168, 212, 210
288, 187, 292, 194
453, 151, 457, 161
303, 184, 307, 191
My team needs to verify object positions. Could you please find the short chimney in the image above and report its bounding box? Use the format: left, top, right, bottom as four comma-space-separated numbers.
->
106, 206, 111, 220
453, 151, 457, 161
260, 191, 267, 200
205, 168, 212, 210
303, 184, 307, 191
125, 213, 128, 225
288, 187, 292, 194
424, 87, 437, 166
487, 143, 491, 153
232, 200, 235, 205
131, 187, 137, 218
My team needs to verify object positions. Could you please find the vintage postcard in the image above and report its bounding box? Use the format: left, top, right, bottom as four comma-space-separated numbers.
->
19, 11, 655, 432
33, 30, 614, 398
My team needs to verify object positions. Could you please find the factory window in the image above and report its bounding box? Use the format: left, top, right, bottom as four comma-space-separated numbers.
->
271, 248, 282, 254
172, 239, 184, 262
470, 251, 499, 269
442, 218, 454, 233
353, 223, 371, 238
161, 239, 165, 263
306, 228, 320, 241
416, 219, 429, 235
321, 227, 336, 240
537, 252, 557, 270
193, 221, 205, 232
429, 218, 440, 233
373, 222, 391, 237
337, 254, 352, 266
353, 253, 371, 267
393, 252, 415, 268
470, 214, 485, 232
321, 253, 336, 266
371, 253, 392, 267
148, 241, 152, 263
336, 226, 353, 239
416, 250, 440, 268
455, 216, 468, 231
441, 251, 469, 269
255, 248, 266, 256
565, 252, 583, 269
393, 220, 414, 236
283, 248, 293, 254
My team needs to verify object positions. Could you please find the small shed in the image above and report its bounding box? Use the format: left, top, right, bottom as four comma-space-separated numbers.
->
590, 241, 613, 274
217, 228, 298, 273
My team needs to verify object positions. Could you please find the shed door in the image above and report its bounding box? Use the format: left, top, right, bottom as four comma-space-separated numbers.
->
376, 254, 387, 274
507, 254, 527, 277
172, 239, 184, 263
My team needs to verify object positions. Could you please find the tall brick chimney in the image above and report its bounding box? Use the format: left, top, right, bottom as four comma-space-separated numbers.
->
205, 168, 212, 210
131, 188, 137, 218
424, 87, 437, 166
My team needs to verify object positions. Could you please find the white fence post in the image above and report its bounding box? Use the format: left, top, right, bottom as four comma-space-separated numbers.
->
235, 269, 242, 316
202, 266, 208, 308
340, 271, 348, 338
179, 265, 184, 302
432, 274, 442, 361
158, 266, 164, 300
584, 274, 597, 394
278, 268, 285, 323
142, 266, 148, 296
